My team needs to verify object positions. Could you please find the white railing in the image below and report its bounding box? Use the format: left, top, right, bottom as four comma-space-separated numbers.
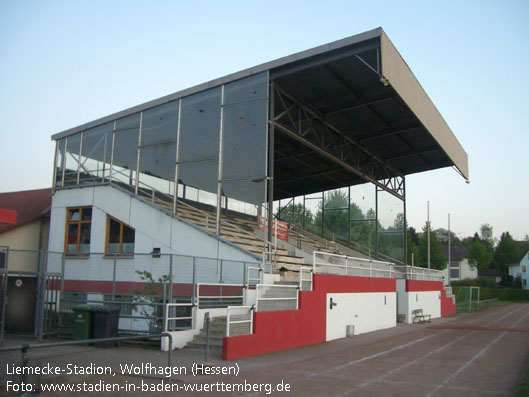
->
246, 266, 262, 288
255, 284, 299, 312
226, 306, 254, 337
195, 283, 244, 309
164, 303, 194, 332
393, 265, 443, 282
313, 251, 395, 278
299, 266, 313, 291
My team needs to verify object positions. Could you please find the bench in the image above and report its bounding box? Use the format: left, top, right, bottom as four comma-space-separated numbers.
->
412, 309, 431, 324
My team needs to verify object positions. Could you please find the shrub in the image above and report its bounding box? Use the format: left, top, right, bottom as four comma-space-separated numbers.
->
452, 285, 529, 302
476, 277, 497, 289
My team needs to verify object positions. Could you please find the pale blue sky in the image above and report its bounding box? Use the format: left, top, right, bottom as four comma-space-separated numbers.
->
1, 0, 528, 240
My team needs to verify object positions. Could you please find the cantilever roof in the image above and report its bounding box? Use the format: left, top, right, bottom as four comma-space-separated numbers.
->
52, 28, 469, 194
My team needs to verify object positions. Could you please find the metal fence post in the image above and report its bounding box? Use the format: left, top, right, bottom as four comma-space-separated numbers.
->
0, 248, 10, 344
204, 312, 210, 362
169, 255, 173, 304
192, 257, 196, 328
162, 283, 167, 333
35, 250, 44, 340
112, 255, 117, 302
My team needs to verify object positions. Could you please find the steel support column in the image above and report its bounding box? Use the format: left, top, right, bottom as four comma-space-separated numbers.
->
216, 85, 226, 236
267, 81, 275, 245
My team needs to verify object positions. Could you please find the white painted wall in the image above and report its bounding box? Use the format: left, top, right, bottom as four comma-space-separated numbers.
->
398, 289, 441, 324
326, 292, 396, 341
48, 185, 260, 284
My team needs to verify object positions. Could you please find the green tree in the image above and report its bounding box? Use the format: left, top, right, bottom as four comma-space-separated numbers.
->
313, 190, 353, 239
479, 223, 495, 248
494, 232, 524, 272
417, 222, 447, 270
408, 226, 419, 246
469, 240, 492, 269
276, 203, 313, 229
407, 230, 420, 266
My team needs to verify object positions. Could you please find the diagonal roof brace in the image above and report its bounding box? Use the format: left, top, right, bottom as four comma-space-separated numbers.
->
273, 84, 405, 200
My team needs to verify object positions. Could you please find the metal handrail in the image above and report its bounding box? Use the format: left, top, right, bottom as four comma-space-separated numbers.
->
164, 303, 194, 332
290, 224, 406, 266
195, 283, 244, 309
246, 266, 262, 288
313, 251, 395, 278
255, 284, 299, 312
393, 265, 443, 281
226, 305, 254, 337
178, 199, 265, 254
0, 333, 174, 367
299, 266, 313, 291
110, 166, 265, 254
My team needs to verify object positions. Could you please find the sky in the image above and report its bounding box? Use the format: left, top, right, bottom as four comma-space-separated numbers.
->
1, 0, 528, 241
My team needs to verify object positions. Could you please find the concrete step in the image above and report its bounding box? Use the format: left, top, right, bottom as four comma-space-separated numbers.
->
186, 341, 223, 351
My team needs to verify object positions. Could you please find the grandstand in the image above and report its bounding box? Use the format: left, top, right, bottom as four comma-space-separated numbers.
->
44, 27, 467, 357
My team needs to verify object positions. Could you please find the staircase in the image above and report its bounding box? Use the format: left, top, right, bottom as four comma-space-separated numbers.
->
444, 286, 456, 305
187, 316, 227, 351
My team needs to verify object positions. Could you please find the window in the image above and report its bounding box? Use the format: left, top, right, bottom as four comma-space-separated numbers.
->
450, 262, 460, 279
61, 292, 87, 311
106, 216, 135, 255
65, 207, 92, 255
522, 265, 527, 273
104, 294, 133, 315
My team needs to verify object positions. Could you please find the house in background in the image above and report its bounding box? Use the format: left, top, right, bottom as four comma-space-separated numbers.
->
508, 251, 529, 290
0, 188, 52, 334
0, 188, 52, 270
442, 246, 477, 283
477, 268, 502, 284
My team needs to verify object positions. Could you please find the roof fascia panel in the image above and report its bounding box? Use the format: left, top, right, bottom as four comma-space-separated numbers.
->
380, 31, 469, 181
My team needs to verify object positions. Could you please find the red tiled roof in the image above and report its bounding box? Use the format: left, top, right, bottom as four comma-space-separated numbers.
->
0, 188, 52, 235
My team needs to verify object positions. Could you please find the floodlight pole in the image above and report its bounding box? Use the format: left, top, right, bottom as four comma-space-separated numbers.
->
427, 201, 430, 269
448, 213, 451, 286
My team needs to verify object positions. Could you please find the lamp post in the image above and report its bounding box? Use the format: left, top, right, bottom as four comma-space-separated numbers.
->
427, 201, 430, 269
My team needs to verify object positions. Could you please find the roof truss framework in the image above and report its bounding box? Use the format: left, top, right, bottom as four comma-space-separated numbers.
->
272, 82, 405, 201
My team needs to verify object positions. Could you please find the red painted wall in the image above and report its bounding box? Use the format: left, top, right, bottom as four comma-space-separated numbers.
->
441, 289, 456, 316
223, 274, 396, 360
406, 279, 444, 292
314, 274, 395, 293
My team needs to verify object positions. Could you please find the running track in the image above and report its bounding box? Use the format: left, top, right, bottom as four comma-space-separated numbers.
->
190, 303, 529, 396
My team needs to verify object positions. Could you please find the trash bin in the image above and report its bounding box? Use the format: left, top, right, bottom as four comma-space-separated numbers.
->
91, 306, 121, 347
72, 304, 95, 340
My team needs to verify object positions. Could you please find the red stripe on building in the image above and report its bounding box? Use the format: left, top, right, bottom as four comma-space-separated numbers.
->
60, 280, 242, 297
